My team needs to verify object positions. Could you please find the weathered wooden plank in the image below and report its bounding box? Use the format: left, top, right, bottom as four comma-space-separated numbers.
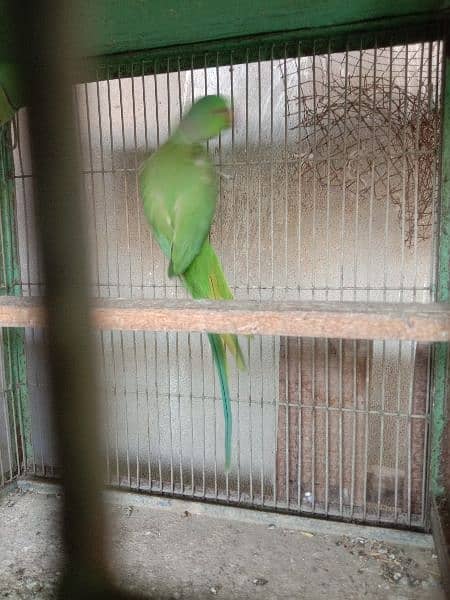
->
0, 296, 448, 342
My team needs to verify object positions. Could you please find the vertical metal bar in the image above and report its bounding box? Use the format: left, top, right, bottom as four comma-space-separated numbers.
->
354, 45, 363, 302
325, 336, 329, 514
215, 52, 229, 499
296, 43, 303, 512
338, 339, 343, 516
94, 73, 113, 485
412, 44, 425, 300
14, 113, 38, 475
283, 48, 289, 507
407, 341, 417, 525
269, 46, 277, 507
151, 61, 163, 492
408, 37, 424, 527
0, 134, 19, 477
311, 337, 316, 512
377, 340, 387, 521
257, 48, 265, 507
270, 46, 275, 295
311, 45, 317, 300
141, 61, 153, 491
431, 33, 450, 498
200, 331, 206, 498
165, 331, 174, 493
325, 44, 331, 303
0, 125, 32, 474
350, 339, 357, 517
362, 338, 371, 521
105, 67, 121, 486
187, 331, 195, 496
429, 40, 443, 301
229, 50, 239, 498
310, 42, 317, 514
0, 331, 13, 480
81, 80, 111, 486
16, 3, 130, 594
394, 341, 402, 522
284, 336, 289, 506
0, 370, 6, 483
131, 62, 145, 489
175, 57, 188, 495
245, 48, 254, 503
117, 67, 133, 488
324, 41, 332, 514
340, 47, 349, 303
201, 56, 218, 496
153, 331, 163, 491
175, 331, 183, 493
400, 43, 408, 302
324, 42, 332, 515
421, 345, 432, 524
297, 337, 303, 510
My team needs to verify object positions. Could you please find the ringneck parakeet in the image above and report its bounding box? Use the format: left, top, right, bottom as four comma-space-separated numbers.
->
139, 95, 246, 471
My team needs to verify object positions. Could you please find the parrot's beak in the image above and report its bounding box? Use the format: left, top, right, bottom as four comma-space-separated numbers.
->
214, 107, 233, 127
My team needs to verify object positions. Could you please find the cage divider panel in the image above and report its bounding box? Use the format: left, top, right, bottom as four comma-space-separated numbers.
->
0, 124, 31, 482
8, 32, 445, 528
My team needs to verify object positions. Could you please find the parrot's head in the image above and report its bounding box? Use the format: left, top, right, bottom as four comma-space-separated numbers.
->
177, 95, 232, 143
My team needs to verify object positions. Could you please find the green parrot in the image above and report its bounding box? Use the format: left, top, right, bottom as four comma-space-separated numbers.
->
0, 63, 25, 127
139, 95, 246, 471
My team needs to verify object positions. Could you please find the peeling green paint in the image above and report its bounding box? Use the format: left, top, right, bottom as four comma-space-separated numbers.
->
0, 124, 32, 473
431, 44, 450, 498
431, 344, 448, 498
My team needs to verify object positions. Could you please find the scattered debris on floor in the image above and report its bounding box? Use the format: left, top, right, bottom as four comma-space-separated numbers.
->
336, 536, 441, 591
0, 487, 445, 599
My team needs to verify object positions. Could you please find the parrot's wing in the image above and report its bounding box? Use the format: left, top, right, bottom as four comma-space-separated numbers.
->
140, 143, 218, 277
169, 148, 218, 276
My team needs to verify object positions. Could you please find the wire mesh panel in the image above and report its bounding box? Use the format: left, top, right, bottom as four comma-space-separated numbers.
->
0, 328, 21, 487
10, 33, 444, 527
0, 129, 30, 489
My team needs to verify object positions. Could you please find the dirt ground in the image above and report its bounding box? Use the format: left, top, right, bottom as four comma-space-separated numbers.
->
0, 486, 445, 599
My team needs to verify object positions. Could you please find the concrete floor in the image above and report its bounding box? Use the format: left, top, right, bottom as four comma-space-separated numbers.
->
0, 483, 445, 599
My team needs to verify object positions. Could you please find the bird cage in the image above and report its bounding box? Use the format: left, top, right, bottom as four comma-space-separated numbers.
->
0, 4, 449, 592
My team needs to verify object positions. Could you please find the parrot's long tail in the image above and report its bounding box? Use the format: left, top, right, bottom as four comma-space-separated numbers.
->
208, 333, 232, 471
182, 241, 246, 369
182, 240, 247, 471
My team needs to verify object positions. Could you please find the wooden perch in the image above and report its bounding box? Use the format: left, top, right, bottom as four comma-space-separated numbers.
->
0, 296, 448, 342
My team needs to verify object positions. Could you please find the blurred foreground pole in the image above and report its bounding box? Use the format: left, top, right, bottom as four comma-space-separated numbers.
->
11, 3, 140, 598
